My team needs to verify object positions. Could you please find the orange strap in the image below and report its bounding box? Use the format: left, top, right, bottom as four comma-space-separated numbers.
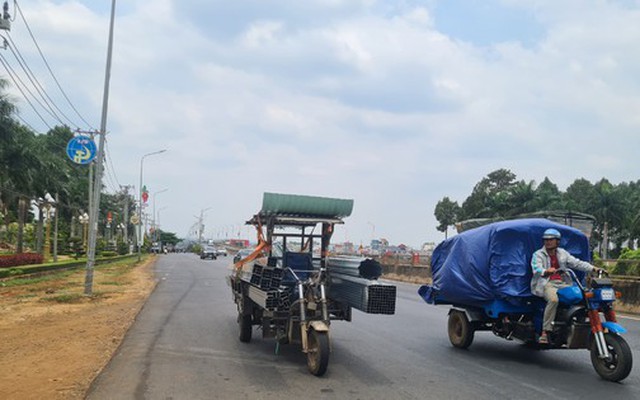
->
234, 217, 271, 270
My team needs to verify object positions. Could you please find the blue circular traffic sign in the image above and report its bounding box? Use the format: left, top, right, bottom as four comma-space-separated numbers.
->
66, 136, 97, 165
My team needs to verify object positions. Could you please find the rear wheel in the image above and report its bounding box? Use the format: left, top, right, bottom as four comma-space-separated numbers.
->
448, 310, 474, 349
307, 329, 330, 376
590, 333, 633, 382
239, 313, 252, 343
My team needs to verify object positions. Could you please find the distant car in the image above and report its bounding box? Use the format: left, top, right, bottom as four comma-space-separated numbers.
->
216, 247, 228, 257
200, 246, 217, 260
233, 248, 253, 263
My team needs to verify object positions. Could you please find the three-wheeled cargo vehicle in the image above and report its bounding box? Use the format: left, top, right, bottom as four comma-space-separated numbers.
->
418, 218, 633, 382
228, 193, 396, 376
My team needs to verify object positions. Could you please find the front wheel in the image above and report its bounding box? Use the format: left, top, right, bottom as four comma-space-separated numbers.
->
307, 329, 330, 376
590, 333, 633, 382
448, 310, 474, 349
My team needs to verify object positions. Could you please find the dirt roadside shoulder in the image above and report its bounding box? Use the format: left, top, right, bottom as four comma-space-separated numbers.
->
0, 257, 157, 400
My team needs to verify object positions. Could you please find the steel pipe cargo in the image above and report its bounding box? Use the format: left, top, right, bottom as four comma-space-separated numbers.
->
328, 273, 396, 315
327, 256, 382, 280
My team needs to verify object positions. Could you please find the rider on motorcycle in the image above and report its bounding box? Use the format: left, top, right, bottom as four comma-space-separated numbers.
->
531, 228, 603, 344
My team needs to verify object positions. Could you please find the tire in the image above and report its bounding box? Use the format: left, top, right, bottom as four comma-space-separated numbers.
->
448, 310, 474, 349
239, 313, 252, 343
590, 333, 633, 382
307, 329, 330, 376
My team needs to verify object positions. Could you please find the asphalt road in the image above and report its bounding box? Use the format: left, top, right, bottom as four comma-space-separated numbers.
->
87, 253, 640, 400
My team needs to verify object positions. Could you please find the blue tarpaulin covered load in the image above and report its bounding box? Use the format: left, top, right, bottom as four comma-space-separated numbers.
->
419, 219, 590, 306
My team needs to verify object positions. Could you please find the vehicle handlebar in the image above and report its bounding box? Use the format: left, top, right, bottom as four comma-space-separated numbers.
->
557, 268, 586, 291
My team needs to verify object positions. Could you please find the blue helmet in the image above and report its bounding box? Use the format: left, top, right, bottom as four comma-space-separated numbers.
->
542, 228, 561, 239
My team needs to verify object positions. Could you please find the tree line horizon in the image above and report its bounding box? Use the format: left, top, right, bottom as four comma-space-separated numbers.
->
434, 169, 640, 258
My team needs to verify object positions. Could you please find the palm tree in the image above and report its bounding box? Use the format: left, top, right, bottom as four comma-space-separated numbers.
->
588, 179, 627, 258
532, 177, 562, 211
0, 121, 42, 252
0, 78, 17, 235
505, 180, 536, 216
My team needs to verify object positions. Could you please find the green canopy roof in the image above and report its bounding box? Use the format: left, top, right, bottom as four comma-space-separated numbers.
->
260, 192, 354, 219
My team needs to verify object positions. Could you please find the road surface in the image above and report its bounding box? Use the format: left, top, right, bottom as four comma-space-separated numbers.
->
87, 253, 640, 399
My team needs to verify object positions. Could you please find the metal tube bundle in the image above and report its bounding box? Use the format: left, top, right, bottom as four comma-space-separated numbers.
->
327, 256, 382, 280
328, 273, 396, 315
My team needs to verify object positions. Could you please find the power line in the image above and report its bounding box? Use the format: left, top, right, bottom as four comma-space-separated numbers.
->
1, 38, 65, 126
102, 159, 118, 193
6, 32, 78, 128
104, 135, 121, 188
14, 0, 94, 130
0, 50, 51, 129
12, 109, 38, 132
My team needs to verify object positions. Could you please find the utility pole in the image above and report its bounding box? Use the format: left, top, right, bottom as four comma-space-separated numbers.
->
120, 184, 133, 249
198, 207, 211, 246
84, 0, 117, 296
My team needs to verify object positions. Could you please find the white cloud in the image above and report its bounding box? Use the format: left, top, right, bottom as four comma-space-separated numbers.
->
4, 1, 640, 247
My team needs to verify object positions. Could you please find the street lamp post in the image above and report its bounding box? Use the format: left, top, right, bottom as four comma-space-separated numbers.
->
79, 212, 89, 252
42, 193, 55, 261
138, 149, 167, 261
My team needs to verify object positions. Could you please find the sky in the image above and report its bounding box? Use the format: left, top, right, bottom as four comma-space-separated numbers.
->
3, 0, 640, 248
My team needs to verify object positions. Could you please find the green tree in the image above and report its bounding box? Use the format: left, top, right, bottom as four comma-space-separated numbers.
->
563, 178, 595, 213
434, 197, 461, 239
611, 180, 640, 252
504, 180, 537, 216
0, 124, 42, 252
460, 169, 517, 219
532, 177, 562, 210
627, 181, 640, 248
159, 230, 181, 246
587, 179, 627, 258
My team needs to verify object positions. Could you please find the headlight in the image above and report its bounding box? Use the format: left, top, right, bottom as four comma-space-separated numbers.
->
599, 288, 615, 301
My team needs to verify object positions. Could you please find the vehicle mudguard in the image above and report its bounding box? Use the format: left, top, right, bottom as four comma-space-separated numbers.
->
558, 305, 587, 323
309, 320, 330, 332
450, 307, 486, 322
602, 321, 627, 334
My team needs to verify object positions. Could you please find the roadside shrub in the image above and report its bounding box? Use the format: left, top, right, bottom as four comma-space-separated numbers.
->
192, 244, 202, 254
612, 248, 640, 276
96, 238, 107, 253
117, 240, 128, 255
591, 252, 604, 268
68, 236, 84, 259
0, 268, 23, 279
100, 251, 118, 258
0, 253, 44, 268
